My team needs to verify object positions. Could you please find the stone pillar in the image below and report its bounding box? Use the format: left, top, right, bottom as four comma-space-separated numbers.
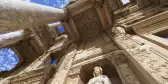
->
114, 33, 168, 84
0, 0, 68, 33
48, 22, 62, 37
95, 0, 113, 29
49, 44, 78, 84
0, 30, 25, 48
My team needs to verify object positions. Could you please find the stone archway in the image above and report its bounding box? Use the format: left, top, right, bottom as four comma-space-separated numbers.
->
68, 51, 140, 84
79, 58, 123, 84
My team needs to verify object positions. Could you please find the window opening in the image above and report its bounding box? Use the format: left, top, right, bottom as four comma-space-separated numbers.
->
0, 48, 19, 72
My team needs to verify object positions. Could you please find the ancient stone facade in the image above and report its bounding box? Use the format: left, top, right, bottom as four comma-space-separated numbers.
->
1, 0, 168, 84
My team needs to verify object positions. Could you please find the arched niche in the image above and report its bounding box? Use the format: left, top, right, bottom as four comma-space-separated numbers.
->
79, 58, 123, 84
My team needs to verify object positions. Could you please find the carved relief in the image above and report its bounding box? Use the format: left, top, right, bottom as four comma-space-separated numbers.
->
69, 77, 78, 84
69, 66, 82, 76
7, 69, 45, 84
33, 25, 54, 48
70, 50, 141, 84
116, 35, 168, 84
118, 63, 141, 84
50, 44, 78, 84
73, 8, 102, 40
134, 19, 168, 34
114, 53, 127, 65
68, 75, 79, 84
112, 26, 126, 38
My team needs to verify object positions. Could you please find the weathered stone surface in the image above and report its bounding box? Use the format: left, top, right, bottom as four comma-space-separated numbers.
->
2, 0, 168, 84
73, 7, 102, 40
50, 44, 78, 84
117, 63, 141, 84
115, 35, 168, 84
0, 0, 67, 33
48, 22, 62, 37
3, 65, 56, 84
0, 30, 24, 48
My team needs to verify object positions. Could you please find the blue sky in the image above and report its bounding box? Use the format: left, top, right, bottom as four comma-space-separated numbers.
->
25, 0, 71, 8
121, 0, 130, 4
0, 48, 19, 71
0, 0, 70, 72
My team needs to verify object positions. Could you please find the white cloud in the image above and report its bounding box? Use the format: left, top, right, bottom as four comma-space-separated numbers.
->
60, 4, 65, 8
121, 0, 130, 4
24, 0, 31, 1
44, 0, 50, 4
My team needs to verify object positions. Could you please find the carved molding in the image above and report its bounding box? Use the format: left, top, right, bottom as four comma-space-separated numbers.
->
134, 18, 168, 35
4, 65, 56, 84
73, 7, 102, 40
49, 44, 78, 84
112, 26, 126, 38
116, 63, 141, 84
115, 35, 168, 84
73, 50, 126, 67
69, 66, 82, 76
69, 50, 140, 84
132, 10, 168, 34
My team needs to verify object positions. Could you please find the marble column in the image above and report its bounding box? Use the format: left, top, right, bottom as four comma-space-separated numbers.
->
48, 22, 62, 37
0, 0, 68, 34
48, 22, 62, 27
0, 30, 24, 48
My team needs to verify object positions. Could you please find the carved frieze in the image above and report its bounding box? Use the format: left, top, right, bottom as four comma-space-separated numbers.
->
49, 44, 78, 84
116, 35, 168, 84
67, 75, 81, 84
7, 69, 44, 84
69, 66, 82, 76
3, 65, 57, 84
73, 8, 102, 40
112, 26, 126, 38
117, 63, 141, 84
134, 18, 168, 34
69, 50, 140, 84
113, 53, 127, 65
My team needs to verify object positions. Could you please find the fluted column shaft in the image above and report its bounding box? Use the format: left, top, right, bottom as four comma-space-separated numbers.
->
0, 30, 24, 48
0, 0, 68, 33
48, 22, 62, 37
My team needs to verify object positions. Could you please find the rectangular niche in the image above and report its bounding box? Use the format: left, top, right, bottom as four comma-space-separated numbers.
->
153, 28, 168, 39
